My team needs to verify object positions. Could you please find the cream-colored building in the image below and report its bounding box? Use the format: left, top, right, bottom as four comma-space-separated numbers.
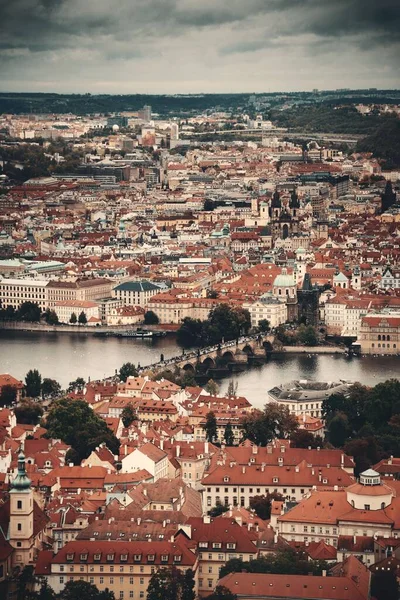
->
358, 314, 400, 355
53, 300, 100, 324
47, 278, 112, 307
244, 293, 287, 328
37, 540, 198, 598
275, 470, 399, 551
0, 278, 48, 311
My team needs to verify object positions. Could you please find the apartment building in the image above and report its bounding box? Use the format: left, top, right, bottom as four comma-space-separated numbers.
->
121, 443, 168, 480
53, 300, 100, 324
0, 278, 48, 311
201, 461, 354, 510
112, 281, 162, 307
36, 540, 198, 598
268, 380, 352, 418
47, 279, 112, 306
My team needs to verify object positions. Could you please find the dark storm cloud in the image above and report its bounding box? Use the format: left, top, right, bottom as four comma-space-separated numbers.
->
2, 0, 398, 55
0, 0, 398, 91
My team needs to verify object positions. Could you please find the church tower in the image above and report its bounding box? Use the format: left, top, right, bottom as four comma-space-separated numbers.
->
269, 190, 282, 219
289, 190, 300, 218
9, 450, 34, 567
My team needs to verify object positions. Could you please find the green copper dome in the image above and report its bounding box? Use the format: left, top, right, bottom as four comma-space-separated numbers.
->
11, 450, 31, 492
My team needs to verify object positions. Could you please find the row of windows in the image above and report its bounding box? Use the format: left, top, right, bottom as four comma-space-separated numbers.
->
59, 580, 140, 599
371, 343, 396, 349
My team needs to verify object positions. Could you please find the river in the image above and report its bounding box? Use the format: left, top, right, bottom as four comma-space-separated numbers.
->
0, 331, 398, 408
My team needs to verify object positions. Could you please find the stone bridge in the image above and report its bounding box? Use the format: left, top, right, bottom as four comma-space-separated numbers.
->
143, 334, 275, 376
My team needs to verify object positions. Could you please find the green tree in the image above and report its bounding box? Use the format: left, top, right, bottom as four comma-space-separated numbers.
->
121, 403, 137, 428
69, 312, 77, 324
249, 492, 284, 520
204, 411, 218, 443
177, 317, 205, 348
78, 311, 87, 324
258, 319, 270, 332
224, 422, 234, 446
144, 310, 159, 325
327, 412, 351, 447
209, 504, 229, 517
67, 377, 86, 393
15, 400, 43, 425
290, 430, 323, 449
205, 379, 219, 396
41, 378, 61, 398
298, 324, 318, 346
0, 384, 17, 406
241, 403, 298, 445
204, 586, 238, 600
226, 380, 238, 397
58, 580, 115, 600
25, 369, 42, 398
146, 566, 190, 600
44, 309, 59, 325
45, 399, 120, 463
17, 301, 41, 322
119, 362, 138, 382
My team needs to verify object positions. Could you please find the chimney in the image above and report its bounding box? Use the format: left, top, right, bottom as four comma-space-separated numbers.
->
242, 466, 246, 474
388, 455, 393, 465
341, 454, 344, 465
252, 445, 258, 455
267, 445, 273, 454
205, 441, 209, 454
322, 570, 327, 577
176, 445, 180, 458
203, 515, 211, 524
318, 474, 322, 482
137, 517, 141, 525
353, 534, 357, 545
317, 447, 320, 451
160, 439, 164, 451
143, 489, 147, 496
69, 462, 74, 467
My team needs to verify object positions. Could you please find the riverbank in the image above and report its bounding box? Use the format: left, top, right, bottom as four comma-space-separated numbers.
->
279, 345, 346, 354
0, 321, 177, 335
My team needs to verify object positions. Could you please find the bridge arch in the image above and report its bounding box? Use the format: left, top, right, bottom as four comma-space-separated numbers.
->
202, 356, 216, 370
182, 363, 195, 372
221, 350, 235, 362
263, 340, 273, 352
242, 344, 254, 355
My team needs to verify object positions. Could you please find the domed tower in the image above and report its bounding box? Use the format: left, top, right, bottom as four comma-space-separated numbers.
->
9, 449, 34, 566
346, 469, 393, 511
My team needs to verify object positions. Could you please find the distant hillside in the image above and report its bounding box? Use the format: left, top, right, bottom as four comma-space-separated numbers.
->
356, 118, 400, 169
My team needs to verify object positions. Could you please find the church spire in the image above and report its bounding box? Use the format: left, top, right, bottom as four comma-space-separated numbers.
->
11, 448, 31, 492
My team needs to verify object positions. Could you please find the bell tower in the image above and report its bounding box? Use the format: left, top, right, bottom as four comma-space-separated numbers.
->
9, 449, 34, 567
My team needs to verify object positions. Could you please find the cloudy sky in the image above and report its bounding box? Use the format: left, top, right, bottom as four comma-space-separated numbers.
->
1, 0, 399, 93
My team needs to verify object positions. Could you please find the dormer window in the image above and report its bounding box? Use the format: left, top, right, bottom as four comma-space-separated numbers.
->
223, 477, 230, 483
80, 553, 88, 562
66, 553, 74, 562
120, 554, 128, 562
199, 542, 208, 548
94, 554, 101, 561
134, 554, 142, 561
161, 555, 169, 562
212, 543, 222, 549
273, 477, 278, 483
147, 554, 155, 562
106, 554, 115, 562
227, 543, 236, 549
174, 554, 182, 562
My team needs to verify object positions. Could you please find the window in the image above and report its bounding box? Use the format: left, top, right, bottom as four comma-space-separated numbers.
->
364, 504, 370, 511
17, 500, 22, 509
130, 577, 134, 584
17, 523, 22, 531
121, 555, 128, 562
110, 577, 114, 584
94, 554, 101, 562
140, 578, 144, 585
59, 577, 64, 584
130, 593, 134, 599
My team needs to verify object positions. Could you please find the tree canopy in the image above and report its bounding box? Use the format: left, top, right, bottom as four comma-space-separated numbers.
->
146, 567, 195, 600
322, 379, 400, 474
176, 304, 251, 348
0, 384, 17, 406
25, 369, 42, 398
144, 310, 159, 324
241, 403, 298, 446
119, 362, 138, 382
45, 399, 120, 463
219, 549, 329, 579
204, 411, 218, 443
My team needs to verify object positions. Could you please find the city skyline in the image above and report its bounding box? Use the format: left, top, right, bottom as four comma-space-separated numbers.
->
1, 0, 399, 93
